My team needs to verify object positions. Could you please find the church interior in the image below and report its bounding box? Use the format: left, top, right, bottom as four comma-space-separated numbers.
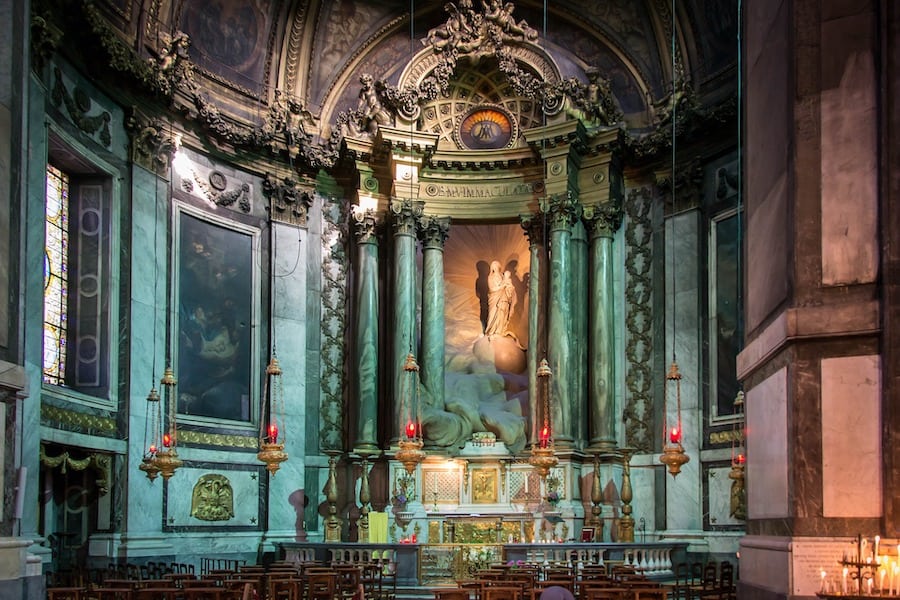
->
0, 0, 896, 599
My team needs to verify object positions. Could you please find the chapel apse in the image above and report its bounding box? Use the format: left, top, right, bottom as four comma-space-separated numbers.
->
422, 222, 530, 453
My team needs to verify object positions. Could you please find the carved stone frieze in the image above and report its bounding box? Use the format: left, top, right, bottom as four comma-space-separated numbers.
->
41, 404, 116, 436
176, 430, 257, 449
263, 173, 312, 226
623, 187, 654, 452
51, 67, 112, 147
190, 474, 235, 521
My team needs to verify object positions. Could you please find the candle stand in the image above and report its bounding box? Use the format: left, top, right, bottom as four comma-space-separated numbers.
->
817, 534, 890, 599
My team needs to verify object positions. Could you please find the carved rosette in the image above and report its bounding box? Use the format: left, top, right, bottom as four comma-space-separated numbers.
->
583, 203, 623, 239
419, 216, 451, 251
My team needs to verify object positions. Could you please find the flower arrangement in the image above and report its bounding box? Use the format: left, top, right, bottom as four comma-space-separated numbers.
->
393, 492, 408, 505
545, 491, 560, 505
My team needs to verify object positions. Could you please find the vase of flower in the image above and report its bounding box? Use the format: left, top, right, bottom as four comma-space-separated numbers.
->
545, 491, 560, 508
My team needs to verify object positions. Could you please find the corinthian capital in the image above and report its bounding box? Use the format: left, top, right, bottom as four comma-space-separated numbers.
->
390, 199, 425, 237
419, 216, 451, 250
583, 203, 623, 239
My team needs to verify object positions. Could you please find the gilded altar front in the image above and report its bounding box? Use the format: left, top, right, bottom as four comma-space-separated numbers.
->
420, 543, 505, 584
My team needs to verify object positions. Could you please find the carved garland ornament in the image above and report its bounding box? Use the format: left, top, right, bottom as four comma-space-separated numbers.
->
40, 444, 112, 496
623, 187, 654, 452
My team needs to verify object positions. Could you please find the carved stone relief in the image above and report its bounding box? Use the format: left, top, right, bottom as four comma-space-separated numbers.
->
190, 474, 235, 521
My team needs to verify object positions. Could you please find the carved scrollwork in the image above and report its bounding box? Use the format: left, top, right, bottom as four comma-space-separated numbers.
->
126, 109, 176, 174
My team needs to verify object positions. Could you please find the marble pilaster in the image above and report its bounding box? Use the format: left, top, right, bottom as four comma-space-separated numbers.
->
584, 204, 623, 451
391, 200, 423, 437
419, 216, 450, 411
545, 194, 580, 448
265, 220, 308, 547
124, 166, 171, 546
352, 210, 380, 456
662, 209, 702, 531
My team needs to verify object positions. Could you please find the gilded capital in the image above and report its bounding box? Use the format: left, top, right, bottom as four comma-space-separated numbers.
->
419, 216, 451, 250
520, 212, 548, 247
583, 203, 623, 238
353, 209, 380, 243
541, 192, 581, 232
390, 199, 425, 237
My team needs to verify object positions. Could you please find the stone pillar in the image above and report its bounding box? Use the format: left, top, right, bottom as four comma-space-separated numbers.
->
391, 199, 423, 437
584, 204, 622, 451
419, 216, 450, 410
545, 194, 580, 448
520, 214, 548, 445
571, 220, 589, 443
352, 208, 380, 456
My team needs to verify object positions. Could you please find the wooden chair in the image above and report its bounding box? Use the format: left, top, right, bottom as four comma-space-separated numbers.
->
434, 588, 471, 600
306, 571, 338, 600
481, 585, 523, 600
47, 587, 86, 600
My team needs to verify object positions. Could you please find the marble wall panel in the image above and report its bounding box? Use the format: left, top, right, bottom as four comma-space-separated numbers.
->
165, 466, 261, 528
746, 367, 788, 519
739, 535, 791, 595
820, 14, 878, 285
746, 0, 791, 332
821, 355, 881, 517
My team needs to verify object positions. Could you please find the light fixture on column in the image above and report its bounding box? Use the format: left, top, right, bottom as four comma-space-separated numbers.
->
728, 391, 746, 519
395, 352, 425, 475
529, 358, 558, 479
257, 354, 288, 475
154, 364, 183, 480
658, 0, 690, 479
659, 360, 688, 477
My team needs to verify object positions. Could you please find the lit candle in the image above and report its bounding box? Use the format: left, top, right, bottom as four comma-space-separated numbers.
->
843, 567, 849, 594
406, 420, 416, 439
670, 426, 681, 444
267, 423, 278, 443
876, 536, 881, 559
868, 578, 873, 596
881, 568, 886, 593
820, 570, 827, 593
163, 432, 172, 447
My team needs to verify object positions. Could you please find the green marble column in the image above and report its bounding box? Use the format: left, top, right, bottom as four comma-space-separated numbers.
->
545, 194, 580, 447
391, 199, 423, 437
353, 209, 380, 456
571, 218, 589, 444
419, 216, 451, 411
584, 204, 623, 451
521, 213, 548, 445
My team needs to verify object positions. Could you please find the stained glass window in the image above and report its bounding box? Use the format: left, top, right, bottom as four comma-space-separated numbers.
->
43, 164, 70, 385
